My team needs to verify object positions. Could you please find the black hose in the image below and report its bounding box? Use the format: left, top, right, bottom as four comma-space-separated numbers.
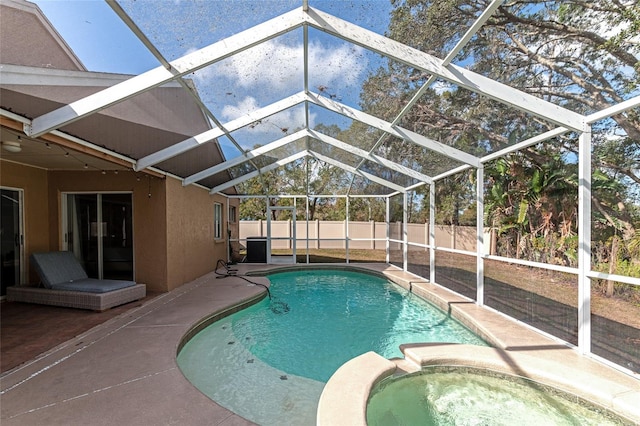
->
214, 259, 271, 299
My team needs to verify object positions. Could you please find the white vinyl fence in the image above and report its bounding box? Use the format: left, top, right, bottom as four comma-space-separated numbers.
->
239, 220, 483, 252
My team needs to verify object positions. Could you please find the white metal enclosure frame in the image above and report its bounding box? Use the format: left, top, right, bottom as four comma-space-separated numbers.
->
3, 0, 639, 374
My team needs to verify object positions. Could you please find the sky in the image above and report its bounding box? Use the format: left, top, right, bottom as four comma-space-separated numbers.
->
31, 0, 395, 157
33, 0, 158, 74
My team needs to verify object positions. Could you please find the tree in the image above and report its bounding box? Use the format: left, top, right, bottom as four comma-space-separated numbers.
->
358, 0, 639, 270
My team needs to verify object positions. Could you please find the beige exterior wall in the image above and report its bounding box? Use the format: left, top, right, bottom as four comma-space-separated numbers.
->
47, 170, 169, 292
2, 163, 238, 293
132, 176, 169, 291
0, 161, 50, 283
164, 178, 231, 291
0, 0, 85, 71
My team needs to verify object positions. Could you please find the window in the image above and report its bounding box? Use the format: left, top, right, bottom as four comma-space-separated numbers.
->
214, 203, 222, 240
229, 205, 236, 223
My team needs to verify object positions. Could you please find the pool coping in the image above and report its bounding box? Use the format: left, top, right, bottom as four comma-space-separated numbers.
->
1, 263, 638, 425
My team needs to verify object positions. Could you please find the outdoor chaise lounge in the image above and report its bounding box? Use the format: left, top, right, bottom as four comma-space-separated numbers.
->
7, 251, 146, 311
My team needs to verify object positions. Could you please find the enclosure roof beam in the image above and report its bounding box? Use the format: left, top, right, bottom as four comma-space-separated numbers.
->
474, 94, 640, 171
585, 95, 640, 124
303, 25, 310, 132
432, 164, 474, 181
177, 87, 469, 183
153, 88, 470, 173
477, 94, 640, 167
305, 91, 480, 167
25, 8, 305, 137
307, 129, 433, 184
189, 126, 434, 189
376, 0, 505, 142
106, 0, 253, 171
481, 127, 572, 164
303, 7, 584, 131
210, 150, 308, 194
309, 151, 406, 193
184, 129, 308, 186
387, 179, 428, 197
106, 0, 169, 70
347, 1, 504, 192
27, 4, 585, 141
137, 92, 307, 172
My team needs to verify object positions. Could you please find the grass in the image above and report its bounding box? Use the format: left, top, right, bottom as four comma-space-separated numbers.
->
271, 248, 387, 263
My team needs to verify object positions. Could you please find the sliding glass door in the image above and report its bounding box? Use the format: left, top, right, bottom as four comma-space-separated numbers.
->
64, 193, 133, 280
1, 188, 24, 296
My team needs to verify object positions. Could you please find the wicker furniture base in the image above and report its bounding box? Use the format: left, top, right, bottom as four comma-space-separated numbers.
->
7, 284, 146, 311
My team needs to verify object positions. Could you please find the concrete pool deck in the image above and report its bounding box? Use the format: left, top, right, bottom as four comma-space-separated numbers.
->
1, 263, 639, 425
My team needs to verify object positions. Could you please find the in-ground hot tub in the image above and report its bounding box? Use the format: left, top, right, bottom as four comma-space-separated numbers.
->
317, 345, 638, 425
367, 366, 630, 425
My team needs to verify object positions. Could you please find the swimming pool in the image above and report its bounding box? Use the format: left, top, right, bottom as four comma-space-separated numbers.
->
177, 268, 487, 425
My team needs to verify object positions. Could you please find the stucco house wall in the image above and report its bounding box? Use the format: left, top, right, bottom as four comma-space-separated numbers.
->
1, 162, 237, 293
165, 177, 233, 291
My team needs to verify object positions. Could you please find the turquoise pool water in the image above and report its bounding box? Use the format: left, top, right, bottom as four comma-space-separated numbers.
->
366, 367, 630, 426
177, 269, 487, 425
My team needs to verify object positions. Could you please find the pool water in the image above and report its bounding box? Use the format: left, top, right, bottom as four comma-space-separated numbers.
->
366, 367, 630, 426
177, 269, 487, 425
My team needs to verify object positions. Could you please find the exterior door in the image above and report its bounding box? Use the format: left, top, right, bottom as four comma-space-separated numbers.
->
267, 206, 296, 264
63, 193, 133, 280
1, 188, 24, 296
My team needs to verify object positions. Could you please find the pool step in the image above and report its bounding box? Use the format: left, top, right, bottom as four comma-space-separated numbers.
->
391, 357, 421, 376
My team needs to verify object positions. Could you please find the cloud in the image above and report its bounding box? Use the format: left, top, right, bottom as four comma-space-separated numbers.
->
185, 37, 363, 145
222, 96, 315, 138
213, 38, 368, 91
221, 96, 261, 120
308, 40, 367, 87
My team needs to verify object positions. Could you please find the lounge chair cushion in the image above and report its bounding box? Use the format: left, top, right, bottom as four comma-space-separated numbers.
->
31, 251, 136, 293
50, 278, 135, 293
14, 251, 144, 311
31, 251, 89, 288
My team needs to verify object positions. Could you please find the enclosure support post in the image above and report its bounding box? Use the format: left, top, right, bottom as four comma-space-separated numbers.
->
293, 196, 297, 254
476, 165, 485, 306
430, 182, 436, 284
403, 192, 408, 271
305, 160, 310, 263
226, 197, 231, 263
578, 124, 592, 355
346, 196, 350, 264
305, 195, 310, 264
385, 197, 390, 264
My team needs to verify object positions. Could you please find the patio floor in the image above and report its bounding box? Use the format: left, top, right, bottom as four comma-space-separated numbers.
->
1, 292, 162, 374
1, 264, 638, 425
